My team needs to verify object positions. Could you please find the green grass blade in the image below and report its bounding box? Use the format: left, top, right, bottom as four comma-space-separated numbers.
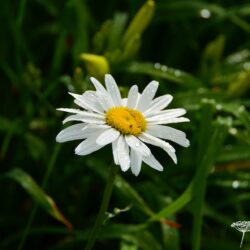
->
124, 62, 202, 88
192, 115, 231, 250
4, 168, 72, 229
149, 182, 193, 222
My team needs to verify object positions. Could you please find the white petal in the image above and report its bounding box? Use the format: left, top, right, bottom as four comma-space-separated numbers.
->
75, 133, 104, 156
146, 108, 186, 119
82, 124, 110, 137
148, 117, 190, 125
63, 113, 105, 124
112, 138, 119, 165
90, 77, 115, 109
143, 94, 173, 116
146, 109, 187, 125
69, 92, 104, 114
127, 85, 138, 108
117, 136, 130, 171
105, 74, 122, 106
58, 108, 105, 119
142, 153, 163, 171
147, 125, 190, 147
122, 98, 127, 106
139, 133, 177, 164
137, 80, 159, 111
130, 149, 142, 176
96, 91, 114, 111
57, 108, 83, 114
125, 135, 150, 157
90, 77, 107, 94
96, 128, 120, 145
69, 92, 89, 110
56, 124, 87, 142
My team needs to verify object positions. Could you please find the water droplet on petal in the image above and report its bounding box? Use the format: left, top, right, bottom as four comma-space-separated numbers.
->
200, 9, 211, 19
135, 142, 140, 147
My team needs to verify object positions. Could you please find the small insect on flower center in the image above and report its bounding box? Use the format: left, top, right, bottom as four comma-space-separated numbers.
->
105, 107, 146, 136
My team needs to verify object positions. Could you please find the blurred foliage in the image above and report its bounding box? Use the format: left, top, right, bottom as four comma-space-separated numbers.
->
1, 0, 250, 249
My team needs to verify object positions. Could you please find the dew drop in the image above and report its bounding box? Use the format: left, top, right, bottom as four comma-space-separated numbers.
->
197, 88, 206, 94
238, 106, 245, 112
135, 142, 140, 147
243, 62, 250, 70
116, 180, 122, 187
161, 65, 168, 72
216, 104, 222, 110
229, 128, 237, 135
232, 180, 239, 189
200, 9, 211, 19
174, 70, 181, 77
154, 63, 161, 69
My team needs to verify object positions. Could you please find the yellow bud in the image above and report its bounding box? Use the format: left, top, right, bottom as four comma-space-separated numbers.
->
227, 69, 250, 98
80, 53, 110, 79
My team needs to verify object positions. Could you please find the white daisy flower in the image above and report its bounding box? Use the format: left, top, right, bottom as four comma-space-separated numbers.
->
56, 74, 190, 176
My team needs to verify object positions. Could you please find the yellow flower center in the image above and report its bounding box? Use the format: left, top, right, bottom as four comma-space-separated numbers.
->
105, 107, 147, 136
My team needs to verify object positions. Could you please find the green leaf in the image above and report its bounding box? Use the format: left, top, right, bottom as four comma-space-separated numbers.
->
86, 159, 154, 217
227, 69, 250, 98
120, 240, 138, 250
201, 35, 225, 82
120, 34, 141, 61
101, 226, 162, 250
124, 62, 202, 88
25, 133, 46, 160
156, 1, 225, 20
115, 175, 154, 217
93, 20, 113, 54
123, 1, 155, 46
5, 168, 72, 229
108, 13, 128, 52
148, 182, 193, 222
217, 145, 250, 163
136, 230, 162, 250
73, 0, 89, 62
192, 113, 230, 250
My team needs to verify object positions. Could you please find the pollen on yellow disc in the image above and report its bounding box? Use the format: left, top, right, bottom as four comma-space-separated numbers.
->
105, 107, 147, 136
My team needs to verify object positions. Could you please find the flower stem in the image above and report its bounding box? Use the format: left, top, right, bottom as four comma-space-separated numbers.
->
240, 232, 245, 248
84, 164, 118, 250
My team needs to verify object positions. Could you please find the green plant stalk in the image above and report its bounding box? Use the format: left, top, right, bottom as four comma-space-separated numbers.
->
16, 0, 27, 28
1, 128, 14, 159
192, 116, 230, 249
192, 102, 214, 250
84, 164, 118, 250
17, 144, 61, 250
